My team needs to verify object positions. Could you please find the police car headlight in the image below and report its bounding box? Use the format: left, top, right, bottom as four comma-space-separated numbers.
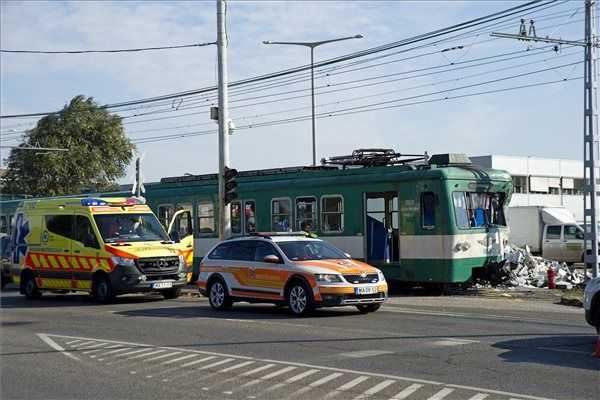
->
377, 270, 386, 282
178, 255, 185, 271
315, 273, 343, 283
111, 256, 136, 267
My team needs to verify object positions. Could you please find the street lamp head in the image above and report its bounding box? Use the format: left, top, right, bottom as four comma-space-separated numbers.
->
354, 34, 364, 39
262, 40, 272, 44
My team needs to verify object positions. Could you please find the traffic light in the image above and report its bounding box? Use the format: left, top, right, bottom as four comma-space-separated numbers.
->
224, 166, 238, 205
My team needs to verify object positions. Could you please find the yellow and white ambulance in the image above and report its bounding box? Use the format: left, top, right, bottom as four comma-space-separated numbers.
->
10, 197, 188, 303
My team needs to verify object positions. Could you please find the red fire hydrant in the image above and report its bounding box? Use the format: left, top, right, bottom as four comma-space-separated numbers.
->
547, 267, 556, 289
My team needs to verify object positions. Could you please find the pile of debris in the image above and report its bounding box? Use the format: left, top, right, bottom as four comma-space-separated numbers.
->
482, 245, 589, 289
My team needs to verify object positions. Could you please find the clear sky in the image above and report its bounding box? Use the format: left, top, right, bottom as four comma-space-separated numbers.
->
0, 0, 586, 183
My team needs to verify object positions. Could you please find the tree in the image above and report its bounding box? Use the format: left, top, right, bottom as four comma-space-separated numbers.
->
2, 95, 135, 197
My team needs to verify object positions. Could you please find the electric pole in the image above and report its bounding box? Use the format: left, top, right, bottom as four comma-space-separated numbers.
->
217, 0, 231, 240
491, 1, 599, 278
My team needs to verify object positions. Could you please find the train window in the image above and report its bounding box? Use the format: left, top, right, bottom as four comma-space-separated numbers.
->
421, 192, 436, 229
453, 192, 507, 229
321, 195, 344, 233
157, 204, 174, 228
231, 201, 242, 234
272, 198, 292, 232
197, 201, 215, 234
453, 193, 470, 229
296, 197, 317, 232
244, 201, 256, 233
45, 215, 75, 240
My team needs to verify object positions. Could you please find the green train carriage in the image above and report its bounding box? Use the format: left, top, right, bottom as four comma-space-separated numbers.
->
143, 152, 512, 284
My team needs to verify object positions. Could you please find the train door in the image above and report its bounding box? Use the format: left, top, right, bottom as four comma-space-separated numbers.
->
364, 192, 399, 263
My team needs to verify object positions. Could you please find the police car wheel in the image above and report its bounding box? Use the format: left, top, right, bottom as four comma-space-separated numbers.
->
356, 304, 381, 314
286, 281, 314, 316
24, 276, 42, 299
208, 279, 232, 310
93, 276, 115, 304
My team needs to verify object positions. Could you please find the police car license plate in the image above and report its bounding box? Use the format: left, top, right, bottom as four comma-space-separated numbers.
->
152, 281, 173, 289
355, 286, 377, 295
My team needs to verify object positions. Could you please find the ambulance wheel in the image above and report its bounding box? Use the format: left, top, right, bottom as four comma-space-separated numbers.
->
286, 280, 314, 316
162, 288, 181, 300
208, 278, 232, 310
356, 304, 381, 314
93, 275, 115, 304
23, 275, 42, 299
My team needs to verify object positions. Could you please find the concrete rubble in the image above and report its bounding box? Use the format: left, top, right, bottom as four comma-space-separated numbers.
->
479, 245, 590, 289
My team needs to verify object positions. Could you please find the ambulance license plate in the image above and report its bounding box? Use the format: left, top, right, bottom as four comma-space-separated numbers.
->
355, 286, 377, 295
152, 281, 173, 289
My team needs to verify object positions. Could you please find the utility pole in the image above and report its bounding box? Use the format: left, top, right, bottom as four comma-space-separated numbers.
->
491, 1, 599, 278
216, 0, 231, 240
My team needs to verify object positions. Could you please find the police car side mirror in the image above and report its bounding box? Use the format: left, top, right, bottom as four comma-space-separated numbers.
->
170, 231, 181, 243
263, 254, 281, 264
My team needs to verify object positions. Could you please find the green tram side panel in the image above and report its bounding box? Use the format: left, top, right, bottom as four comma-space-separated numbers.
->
139, 164, 513, 284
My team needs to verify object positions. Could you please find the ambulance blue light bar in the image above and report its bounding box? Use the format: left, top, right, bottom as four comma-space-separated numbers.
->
80, 198, 108, 206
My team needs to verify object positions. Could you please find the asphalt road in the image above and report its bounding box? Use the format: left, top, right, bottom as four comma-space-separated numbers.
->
1, 286, 598, 400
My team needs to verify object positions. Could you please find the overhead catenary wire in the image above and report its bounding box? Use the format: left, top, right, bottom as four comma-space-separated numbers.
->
0, 42, 215, 54
0, 0, 560, 119
132, 76, 580, 145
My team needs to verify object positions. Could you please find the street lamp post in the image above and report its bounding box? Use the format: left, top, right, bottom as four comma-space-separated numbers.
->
263, 34, 363, 166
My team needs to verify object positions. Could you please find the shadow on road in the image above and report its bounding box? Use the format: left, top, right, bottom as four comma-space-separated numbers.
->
115, 303, 362, 320
0, 292, 166, 309
493, 335, 600, 371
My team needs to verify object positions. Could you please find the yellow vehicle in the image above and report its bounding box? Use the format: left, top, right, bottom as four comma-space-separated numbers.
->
10, 197, 188, 303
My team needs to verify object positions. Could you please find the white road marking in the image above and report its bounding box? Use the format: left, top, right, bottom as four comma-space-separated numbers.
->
84, 343, 121, 354
198, 358, 234, 370
76, 342, 109, 350
290, 372, 344, 398
430, 339, 477, 347
286, 369, 320, 383
257, 369, 320, 396
162, 353, 198, 365
338, 350, 394, 358
337, 375, 370, 391
100, 347, 132, 356
145, 351, 181, 362
323, 376, 370, 399
390, 384, 424, 400
181, 356, 217, 368
127, 349, 166, 360
240, 364, 276, 376
112, 348, 154, 358
223, 391, 232, 395
241, 366, 297, 388
65, 339, 83, 345
467, 394, 489, 400
353, 379, 395, 399
219, 360, 255, 373
71, 340, 96, 348
39, 334, 557, 400
427, 388, 455, 400
36, 334, 79, 361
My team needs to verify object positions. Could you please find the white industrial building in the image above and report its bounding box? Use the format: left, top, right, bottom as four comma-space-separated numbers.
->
470, 155, 585, 222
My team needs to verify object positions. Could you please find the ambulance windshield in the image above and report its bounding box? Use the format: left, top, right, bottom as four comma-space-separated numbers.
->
94, 213, 169, 243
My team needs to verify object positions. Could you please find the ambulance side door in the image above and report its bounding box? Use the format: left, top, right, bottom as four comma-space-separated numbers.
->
168, 209, 194, 273
71, 214, 103, 290
41, 214, 73, 289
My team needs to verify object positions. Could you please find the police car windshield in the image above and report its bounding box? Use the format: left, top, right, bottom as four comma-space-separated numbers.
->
277, 240, 349, 261
94, 213, 169, 243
